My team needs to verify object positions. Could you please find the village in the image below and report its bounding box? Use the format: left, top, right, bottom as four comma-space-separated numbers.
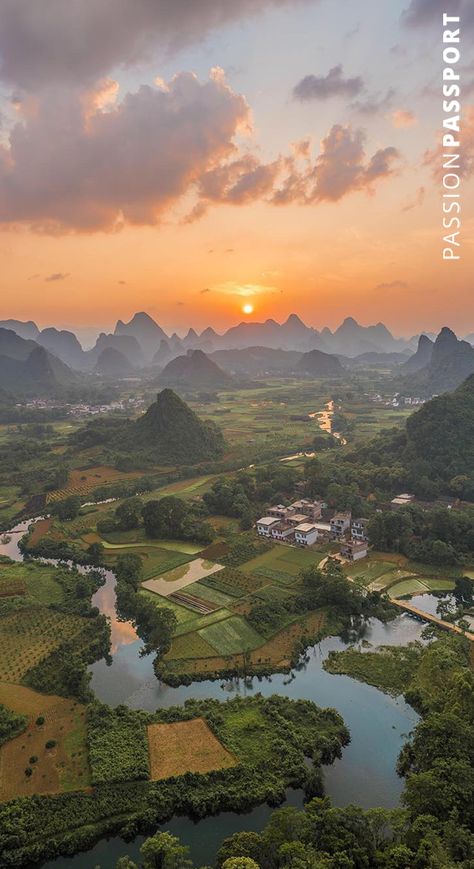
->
256, 498, 370, 562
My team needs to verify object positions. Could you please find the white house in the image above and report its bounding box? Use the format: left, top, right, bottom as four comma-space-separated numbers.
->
292, 499, 323, 521
270, 521, 295, 541
340, 539, 368, 561
330, 511, 351, 539
294, 523, 318, 546
351, 518, 369, 542
256, 517, 280, 537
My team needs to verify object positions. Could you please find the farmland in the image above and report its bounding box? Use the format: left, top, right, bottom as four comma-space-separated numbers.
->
147, 718, 237, 780
0, 684, 89, 801
0, 609, 86, 683
0, 694, 349, 867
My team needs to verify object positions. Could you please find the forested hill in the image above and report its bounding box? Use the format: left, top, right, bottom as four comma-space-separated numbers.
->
347, 373, 474, 497
72, 389, 225, 466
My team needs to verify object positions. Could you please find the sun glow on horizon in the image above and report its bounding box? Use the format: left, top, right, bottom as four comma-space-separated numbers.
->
242, 303, 254, 315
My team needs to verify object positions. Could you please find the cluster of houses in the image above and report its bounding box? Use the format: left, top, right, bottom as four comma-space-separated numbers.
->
256, 500, 369, 561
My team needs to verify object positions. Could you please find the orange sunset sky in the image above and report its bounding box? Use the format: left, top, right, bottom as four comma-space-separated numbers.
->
0, 0, 473, 339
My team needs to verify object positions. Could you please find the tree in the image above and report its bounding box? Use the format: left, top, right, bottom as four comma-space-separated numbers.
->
115, 497, 143, 531
140, 831, 192, 869
222, 860, 260, 869
115, 554, 143, 590
87, 542, 104, 566
50, 495, 81, 521
142, 497, 187, 539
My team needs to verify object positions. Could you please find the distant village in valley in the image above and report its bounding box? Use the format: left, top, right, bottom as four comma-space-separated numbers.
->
257, 497, 370, 562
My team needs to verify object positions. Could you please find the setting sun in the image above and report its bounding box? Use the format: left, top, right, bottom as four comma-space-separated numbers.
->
242, 303, 254, 315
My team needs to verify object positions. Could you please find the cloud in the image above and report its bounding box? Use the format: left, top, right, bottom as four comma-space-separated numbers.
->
351, 89, 395, 116
402, 186, 425, 211
45, 272, 69, 281
374, 280, 408, 291
0, 70, 400, 231
0, 71, 249, 230
390, 109, 417, 129
272, 126, 399, 204
401, 0, 463, 27
424, 105, 474, 182
293, 65, 364, 101
195, 126, 399, 209
0, 0, 314, 91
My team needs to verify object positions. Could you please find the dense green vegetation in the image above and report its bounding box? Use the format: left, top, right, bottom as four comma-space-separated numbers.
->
0, 559, 110, 701
368, 505, 474, 566
344, 373, 474, 500
0, 704, 27, 747
72, 390, 225, 469
0, 695, 349, 867
115, 633, 474, 869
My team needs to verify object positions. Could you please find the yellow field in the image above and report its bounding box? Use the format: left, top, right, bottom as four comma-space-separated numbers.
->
0, 683, 90, 800
147, 718, 237, 780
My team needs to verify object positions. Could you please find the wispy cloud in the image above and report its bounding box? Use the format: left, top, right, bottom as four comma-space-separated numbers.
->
45, 272, 69, 282
293, 65, 364, 101
390, 109, 417, 129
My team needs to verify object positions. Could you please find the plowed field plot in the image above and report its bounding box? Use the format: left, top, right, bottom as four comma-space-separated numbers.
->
147, 718, 237, 780
142, 558, 224, 597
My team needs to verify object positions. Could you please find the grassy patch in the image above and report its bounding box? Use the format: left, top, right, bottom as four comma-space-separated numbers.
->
388, 579, 431, 598
324, 644, 423, 696
199, 616, 263, 655
164, 633, 219, 661
184, 581, 234, 608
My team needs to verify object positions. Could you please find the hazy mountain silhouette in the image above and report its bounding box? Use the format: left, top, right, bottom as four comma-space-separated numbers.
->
0, 319, 39, 341
400, 328, 474, 394
0, 343, 79, 393
297, 348, 345, 377
95, 347, 135, 377
37, 327, 85, 369
159, 349, 234, 389
114, 312, 168, 362
400, 334, 434, 373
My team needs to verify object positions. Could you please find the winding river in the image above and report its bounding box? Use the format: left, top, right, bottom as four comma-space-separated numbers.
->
0, 521, 423, 869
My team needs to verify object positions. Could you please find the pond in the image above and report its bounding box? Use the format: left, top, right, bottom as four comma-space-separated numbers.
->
1, 521, 423, 868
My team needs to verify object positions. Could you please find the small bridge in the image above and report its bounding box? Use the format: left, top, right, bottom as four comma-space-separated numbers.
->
390, 598, 474, 642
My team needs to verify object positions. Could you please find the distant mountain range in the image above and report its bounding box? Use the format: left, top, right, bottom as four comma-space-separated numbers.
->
1, 312, 473, 397
0, 311, 430, 365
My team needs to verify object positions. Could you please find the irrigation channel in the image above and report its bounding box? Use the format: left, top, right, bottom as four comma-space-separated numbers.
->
0, 519, 429, 869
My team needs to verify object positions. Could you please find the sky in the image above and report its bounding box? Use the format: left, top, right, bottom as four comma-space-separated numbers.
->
0, 0, 473, 339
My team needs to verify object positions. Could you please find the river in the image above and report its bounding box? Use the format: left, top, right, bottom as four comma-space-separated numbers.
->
1, 521, 423, 869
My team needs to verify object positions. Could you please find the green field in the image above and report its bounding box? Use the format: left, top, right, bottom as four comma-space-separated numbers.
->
241, 545, 324, 584
184, 581, 234, 608
199, 615, 264, 655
